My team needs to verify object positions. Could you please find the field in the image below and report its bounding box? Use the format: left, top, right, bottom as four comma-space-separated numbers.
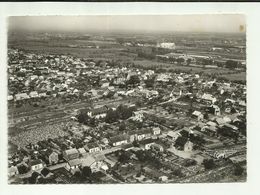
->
8, 38, 136, 62
134, 59, 246, 81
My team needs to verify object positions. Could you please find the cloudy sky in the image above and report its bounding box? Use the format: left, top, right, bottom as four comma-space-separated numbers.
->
8, 15, 246, 33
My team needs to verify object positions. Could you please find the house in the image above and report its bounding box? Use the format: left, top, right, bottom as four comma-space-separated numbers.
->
193, 122, 207, 132
140, 139, 155, 150
192, 111, 204, 121
215, 118, 226, 126
65, 158, 81, 174
38, 92, 47, 97
110, 134, 128, 146
84, 143, 102, 153
104, 158, 117, 168
159, 175, 168, 182
29, 159, 44, 171
201, 93, 217, 104
63, 148, 79, 161
46, 150, 59, 165
150, 143, 164, 152
15, 93, 30, 100
203, 121, 218, 136
7, 95, 13, 101
167, 131, 181, 141
222, 123, 239, 132
8, 166, 19, 177
184, 140, 193, 152
129, 131, 138, 142
29, 91, 39, 98
101, 138, 109, 145
41, 168, 53, 178
136, 129, 152, 141
131, 111, 144, 122
207, 105, 221, 115
151, 127, 161, 136
87, 106, 108, 119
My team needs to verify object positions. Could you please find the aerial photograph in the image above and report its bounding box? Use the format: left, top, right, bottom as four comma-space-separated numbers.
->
7, 15, 246, 184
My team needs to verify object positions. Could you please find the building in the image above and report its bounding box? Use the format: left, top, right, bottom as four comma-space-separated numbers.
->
110, 134, 128, 146
8, 166, 19, 177
29, 159, 44, 171
157, 42, 176, 50
47, 150, 59, 165
167, 131, 181, 142
63, 148, 79, 161
87, 106, 109, 119
192, 111, 204, 121
81, 155, 101, 172
184, 140, 193, 152
201, 93, 217, 104
15, 93, 30, 101
84, 143, 102, 153
29, 91, 39, 98
140, 139, 155, 150
135, 129, 152, 141
207, 105, 221, 115
65, 158, 81, 174
151, 127, 161, 136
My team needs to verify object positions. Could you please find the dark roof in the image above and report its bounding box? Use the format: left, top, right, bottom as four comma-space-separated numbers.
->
41, 168, 50, 177
91, 106, 108, 115
30, 159, 43, 166
110, 134, 128, 143
88, 142, 99, 149
138, 129, 152, 135
139, 138, 155, 145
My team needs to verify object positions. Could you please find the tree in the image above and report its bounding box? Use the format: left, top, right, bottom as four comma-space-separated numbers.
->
28, 172, 40, 184
177, 58, 185, 64
17, 164, 28, 174
186, 58, 192, 66
119, 122, 126, 132
144, 77, 155, 88
135, 150, 148, 162
33, 70, 42, 76
17, 71, 26, 77
202, 158, 215, 170
127, 75, 140, 86
234, 164, 244, 176
77, 110, 90, 124
226, 60, 238, 69
116, 104, 134, 120
204, 112, 209, 120
105, 109, 119, 123
82, 166, 92, 178
118, 151, 130, 164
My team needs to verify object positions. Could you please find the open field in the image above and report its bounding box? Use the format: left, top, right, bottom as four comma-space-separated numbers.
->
134, 59, 246, 81
9, 39, 136, 61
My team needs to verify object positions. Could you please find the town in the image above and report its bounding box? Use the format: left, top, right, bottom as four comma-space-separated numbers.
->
8, 31, 246, 184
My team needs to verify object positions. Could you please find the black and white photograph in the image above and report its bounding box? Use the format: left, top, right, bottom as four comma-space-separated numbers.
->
1, 2, 260, 195
6, 14, 247, 184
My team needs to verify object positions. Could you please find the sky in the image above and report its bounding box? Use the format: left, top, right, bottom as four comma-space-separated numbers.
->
8, 15, 246, 33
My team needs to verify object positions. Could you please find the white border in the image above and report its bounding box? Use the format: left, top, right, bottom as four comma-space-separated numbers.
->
1, 2, 260, 195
